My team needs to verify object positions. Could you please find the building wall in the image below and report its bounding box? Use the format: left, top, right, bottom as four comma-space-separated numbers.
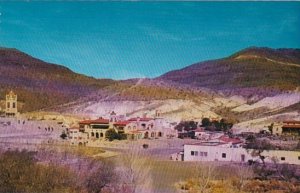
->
5, 92, 18, 116
69, 130, 88, 145
184, 145, 300, 165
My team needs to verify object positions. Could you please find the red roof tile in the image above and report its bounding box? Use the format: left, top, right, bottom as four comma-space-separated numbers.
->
283, 120, 300, 124
282, 125, 300, 129
114, 121, 131, 126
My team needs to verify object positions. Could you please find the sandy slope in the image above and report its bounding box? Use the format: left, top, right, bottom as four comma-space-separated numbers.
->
232, 92, 300, 112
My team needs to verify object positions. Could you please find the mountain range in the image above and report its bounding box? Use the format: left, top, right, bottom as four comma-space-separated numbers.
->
159, 47, 300, 97
0, 46, 299, 130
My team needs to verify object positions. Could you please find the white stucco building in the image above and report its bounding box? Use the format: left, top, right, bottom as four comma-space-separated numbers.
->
184, 142, 300, 165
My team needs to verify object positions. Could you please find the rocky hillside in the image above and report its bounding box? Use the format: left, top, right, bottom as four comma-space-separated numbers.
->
0, 48, 115, 112
0, 48, 215, 112
159, 47, 300, 98
1, 46, 299, 127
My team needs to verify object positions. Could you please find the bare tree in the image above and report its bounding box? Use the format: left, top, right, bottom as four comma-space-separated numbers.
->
117, 142, 153, 193
83, 160, 116, 193
195, 163, 216, 193
234, 164, 254, 191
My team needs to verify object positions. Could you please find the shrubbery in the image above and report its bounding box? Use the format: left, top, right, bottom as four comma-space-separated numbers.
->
0, 150, 76, 193
105, 129, 127, 141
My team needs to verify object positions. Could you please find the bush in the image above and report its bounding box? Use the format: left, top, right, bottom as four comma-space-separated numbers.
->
105, 129, 126, 141
0, 150, 76, 193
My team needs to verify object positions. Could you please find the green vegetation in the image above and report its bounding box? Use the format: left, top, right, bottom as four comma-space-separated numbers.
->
105, 129, 127, 141
106, 82, 202, 101
175, 121, 198, 132
201, 117, 233, 132
0, 150, 76, 193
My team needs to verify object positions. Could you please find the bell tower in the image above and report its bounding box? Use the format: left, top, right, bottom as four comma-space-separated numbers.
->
5, 91, 18, 116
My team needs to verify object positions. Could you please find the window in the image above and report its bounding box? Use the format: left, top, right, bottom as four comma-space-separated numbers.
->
195, 151, 198, 156
92, 125, 109, 129
281, 157, 285, 161
191, 151, 195, 156
96, 133, 99, 138
222, 153, 226, 158
203, 152, 208, 157
7, 102, 10, 108
91, 132, 95, 137
100, 133, 104, 137
13, 102, 16, 108
200, 152, 204, 156
298, 156, 300, 160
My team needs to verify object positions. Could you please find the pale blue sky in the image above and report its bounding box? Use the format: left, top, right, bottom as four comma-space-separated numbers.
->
0, 2, 299, 79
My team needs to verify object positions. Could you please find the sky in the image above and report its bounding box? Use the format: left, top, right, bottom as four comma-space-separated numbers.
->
0, 2, 299, 80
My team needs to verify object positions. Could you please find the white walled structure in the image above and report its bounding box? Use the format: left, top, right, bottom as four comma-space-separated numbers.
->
184, 142, 300, 165
69, 128, 88, 145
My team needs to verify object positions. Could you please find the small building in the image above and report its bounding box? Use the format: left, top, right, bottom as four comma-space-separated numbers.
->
5, 91, 18, 117
79, 118, 112, 140
184, 141, 300, 165
281, 121, 300, 136
68, 127, 88, 145
74, 111, 178, 143
271, 121, 300, 136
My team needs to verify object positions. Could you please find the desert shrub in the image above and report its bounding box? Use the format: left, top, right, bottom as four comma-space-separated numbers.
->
105, 129, 126, 141
0, 150, 76, 193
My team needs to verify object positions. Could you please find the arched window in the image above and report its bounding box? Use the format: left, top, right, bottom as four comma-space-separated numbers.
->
96, 133, 99, 138
151, 132, 155, 138
158, 132, 163, 137
91, 132, 95, 137
100, 133, 104, 137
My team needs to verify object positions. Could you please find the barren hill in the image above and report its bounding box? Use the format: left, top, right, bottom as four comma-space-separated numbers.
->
0, 48, 115, 112
159, 47, 300, 98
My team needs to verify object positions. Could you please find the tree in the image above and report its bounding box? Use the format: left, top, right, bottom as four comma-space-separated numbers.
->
60, 131, 67, 139
268, 123, 274, 134
83, 161, 116, 193
201, 118, 211, 127
105, 129, 126, 141
175, 121, 198, 132
118, 142, 153, 193
246, 139, 275, 166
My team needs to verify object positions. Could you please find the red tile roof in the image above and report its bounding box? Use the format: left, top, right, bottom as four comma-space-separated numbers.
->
114, 121, 131, 126
283, 120, 300, 124
282, 125, 300, 129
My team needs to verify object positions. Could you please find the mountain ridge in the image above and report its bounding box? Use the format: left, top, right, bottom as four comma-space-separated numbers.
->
158, 47, 300, 97
1, 46, 299, 112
